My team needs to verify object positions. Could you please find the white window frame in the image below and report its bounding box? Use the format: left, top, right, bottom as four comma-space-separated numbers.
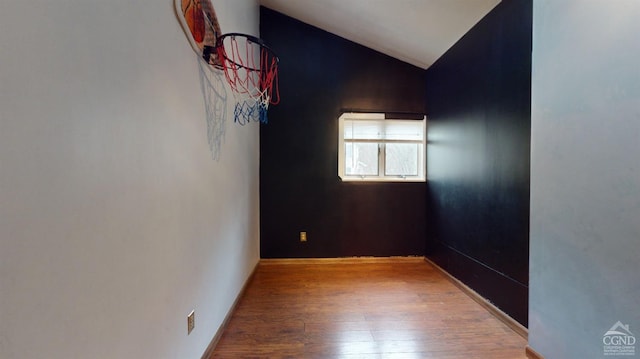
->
338, 112, 426, 182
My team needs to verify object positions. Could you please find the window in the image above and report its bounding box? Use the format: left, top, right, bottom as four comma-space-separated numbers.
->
338, 112, 426, 182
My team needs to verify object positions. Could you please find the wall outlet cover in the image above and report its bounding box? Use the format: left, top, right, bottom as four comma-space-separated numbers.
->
187, 310, 195, 335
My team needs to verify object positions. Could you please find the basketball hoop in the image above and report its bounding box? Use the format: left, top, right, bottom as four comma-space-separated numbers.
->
175, 0, 280, 125
215, 33, 280, 124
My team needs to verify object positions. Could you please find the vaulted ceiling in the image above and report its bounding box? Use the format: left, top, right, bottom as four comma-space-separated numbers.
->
259, 0, 501, 69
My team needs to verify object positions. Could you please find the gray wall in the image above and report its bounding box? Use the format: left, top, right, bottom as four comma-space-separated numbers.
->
0, 1, 259, 358
530, 1, 640, 357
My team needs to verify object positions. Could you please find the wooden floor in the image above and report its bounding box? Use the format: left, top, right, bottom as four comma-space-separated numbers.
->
209, 258, 527, 358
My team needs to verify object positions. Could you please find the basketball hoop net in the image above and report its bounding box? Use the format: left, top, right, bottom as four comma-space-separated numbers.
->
215, 33, 279, 124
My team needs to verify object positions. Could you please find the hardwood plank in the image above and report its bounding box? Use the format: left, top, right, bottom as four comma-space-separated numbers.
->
207, 259, 526, 358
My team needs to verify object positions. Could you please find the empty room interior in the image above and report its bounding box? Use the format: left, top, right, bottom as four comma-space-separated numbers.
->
1, 1, 639, 359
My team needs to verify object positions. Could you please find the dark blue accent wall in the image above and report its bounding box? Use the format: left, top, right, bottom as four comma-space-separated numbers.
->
259, 8, 427, 258
425, 0, 532, 326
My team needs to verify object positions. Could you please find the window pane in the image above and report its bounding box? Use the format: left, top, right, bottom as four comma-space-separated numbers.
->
345, 142, 379, 176
384, 121, 424, 141
385, 143, 419, 176
344, 120, 383, 140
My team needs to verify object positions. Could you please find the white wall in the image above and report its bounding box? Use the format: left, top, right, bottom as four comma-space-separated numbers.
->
530, 1, 640, 358
0, 1, 259, 358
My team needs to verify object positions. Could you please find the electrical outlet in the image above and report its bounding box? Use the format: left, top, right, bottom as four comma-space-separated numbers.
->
187, 310, 195, 335
300, 231, 307, 242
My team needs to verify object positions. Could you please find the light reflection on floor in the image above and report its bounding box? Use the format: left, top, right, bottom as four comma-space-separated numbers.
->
212, 260, 528, 358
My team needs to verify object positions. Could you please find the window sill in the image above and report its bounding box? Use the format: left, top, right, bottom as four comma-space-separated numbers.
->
339, 176, 425, 183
